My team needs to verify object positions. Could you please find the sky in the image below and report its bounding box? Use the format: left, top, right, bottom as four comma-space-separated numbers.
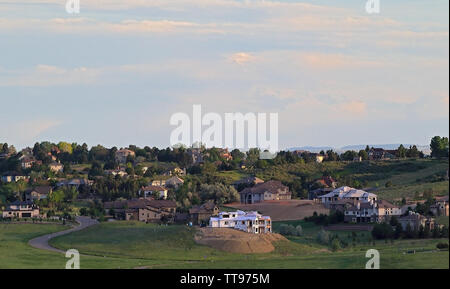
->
0, 0, 448, 150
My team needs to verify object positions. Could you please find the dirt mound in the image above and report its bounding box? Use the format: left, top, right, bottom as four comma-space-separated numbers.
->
195, 227, 287, 254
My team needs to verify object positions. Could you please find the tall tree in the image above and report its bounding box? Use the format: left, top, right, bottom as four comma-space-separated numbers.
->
430, 136, 449, 158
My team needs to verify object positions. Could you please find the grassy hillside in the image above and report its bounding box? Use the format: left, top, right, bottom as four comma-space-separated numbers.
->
251, 159, 448, 202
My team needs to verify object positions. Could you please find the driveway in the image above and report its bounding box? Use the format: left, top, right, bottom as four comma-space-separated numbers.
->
29, 216, 99, 254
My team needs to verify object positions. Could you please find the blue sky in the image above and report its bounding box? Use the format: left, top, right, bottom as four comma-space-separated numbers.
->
0, 0, 448, 150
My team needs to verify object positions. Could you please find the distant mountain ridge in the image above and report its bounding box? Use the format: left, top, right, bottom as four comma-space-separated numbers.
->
288, 144, 430, 154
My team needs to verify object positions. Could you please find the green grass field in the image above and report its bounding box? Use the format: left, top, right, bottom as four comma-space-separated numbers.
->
47, 221, 449, 269
1, 222, 448, 269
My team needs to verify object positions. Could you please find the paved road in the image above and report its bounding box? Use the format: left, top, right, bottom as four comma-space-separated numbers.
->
29, 216, 99, 254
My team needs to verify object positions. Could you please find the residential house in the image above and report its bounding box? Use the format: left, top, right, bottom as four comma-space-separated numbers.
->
188, 149, 204, 165
368, 148, 396, 160
344, 200, 401, 223
209, 210, 272, 234
49, 162, 64, 173
308, 176, 338, 200
56, 178, 92, 189
189, 201, 219, 225
399, 211, 435, 231
172, 167, 187, 176
430, 196, 449, 217
315, 154, 325, 163
320, 186, 377, 208
20, 156, 42, 169
2, 201, 40, 219
165, 176, 184, 189
218, 148, 233, 161
105, 169, 128, 177
140, 185, 168, 200
239, 180, 291, 204
104, 199, 177, 223
115, 149, 135, 163
1, 172, 29, 183
24, 186, 52, 201
232, 176, 264, 188
151, 179, 166, 187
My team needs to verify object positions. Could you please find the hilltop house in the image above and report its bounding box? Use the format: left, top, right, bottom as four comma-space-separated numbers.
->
320, 186, 377, 208
2, 201, 40, 219
104, 199, 177, 223
189, 201, 219, 225
209, 211, 272, 234
239, 180, 291, 204
24, 186, 52, 201
368, 148, 396, 160
20, 156, 42, 169
344, 200, 401, 223
139, 185, 168, 200
115, 149, 135, 163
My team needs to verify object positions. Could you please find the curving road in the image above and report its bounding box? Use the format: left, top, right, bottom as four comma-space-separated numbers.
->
29, 216, 99, 253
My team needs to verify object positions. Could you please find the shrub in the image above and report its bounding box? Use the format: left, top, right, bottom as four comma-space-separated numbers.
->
372, 223, 394, 240
317, 229, 330, 245
436, 243, 449, 250
330, 238, 341, 252
279, 224, 297, 236
295, 225, 303, 236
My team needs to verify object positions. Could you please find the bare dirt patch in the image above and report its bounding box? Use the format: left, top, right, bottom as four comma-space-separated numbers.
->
226, 200, 329, 221
195, 227, 287, 254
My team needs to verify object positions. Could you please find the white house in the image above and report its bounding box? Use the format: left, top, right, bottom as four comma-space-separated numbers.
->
140, 185, 168, 200
320, 186, 377, 208
209, 211, 272, 234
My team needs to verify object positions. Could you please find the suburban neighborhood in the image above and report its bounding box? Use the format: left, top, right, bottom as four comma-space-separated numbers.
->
0, 137, 448, 270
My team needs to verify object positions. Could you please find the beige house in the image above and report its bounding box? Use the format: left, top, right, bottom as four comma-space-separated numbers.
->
2, 201, 40, 219
25, 186, 52, 201
239, 180, 291, 204
49, 162, 64, 173
399, 211, 435, 231
104, 199, 177, 223
115, 149, 136, 163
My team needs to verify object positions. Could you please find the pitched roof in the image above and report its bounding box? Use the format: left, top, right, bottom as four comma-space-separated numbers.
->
31, 186, 52, 195
240, 180, 289, 195
189, 201, 217, 214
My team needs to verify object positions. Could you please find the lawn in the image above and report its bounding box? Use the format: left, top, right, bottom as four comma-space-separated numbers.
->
0, 223, 174, 269
49, 221, 448, 269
